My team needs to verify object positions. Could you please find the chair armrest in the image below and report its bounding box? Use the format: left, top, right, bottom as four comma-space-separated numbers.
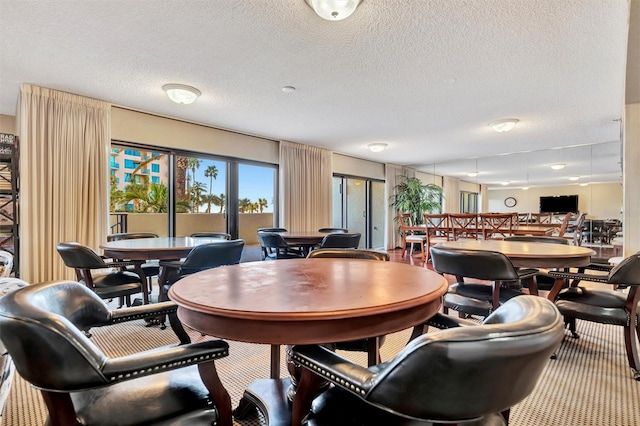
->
103, 260, 143, 269
292, 345, 375, 396
516, 268, 539, 280
110, 301, 178, 324
546, 270, 609, 284
101, 340, 229, 383
158, 260, 184, 269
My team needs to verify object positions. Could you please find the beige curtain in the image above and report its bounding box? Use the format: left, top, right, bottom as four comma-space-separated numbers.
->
18, 84, 110, 283
279, 141, 332, 231
443, 176, 460, 213
385, 164, 416, 249
480, 184, 489, 212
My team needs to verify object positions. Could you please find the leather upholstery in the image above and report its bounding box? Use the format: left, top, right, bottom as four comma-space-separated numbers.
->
293, 296, 563, 425
257, 232, 304, 259
318, 232, 361, 249
430, 246, 526, 316
307, 248, 389, 261
0, 281, 232, 426
190, 232, 232, 239
318, 228, 348, 233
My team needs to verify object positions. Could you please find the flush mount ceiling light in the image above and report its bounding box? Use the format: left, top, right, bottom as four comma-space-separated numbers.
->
488, 118, 519, 132
568, 176, 580, 181
500, 181, 509, 186
305, 0, 362, 20
467, 172, 478, 177
550, 163, 566, 170
522, 186, 530, 190
579, 183, 589, 186
162, 84, 201, 105
367, 143, 387, 153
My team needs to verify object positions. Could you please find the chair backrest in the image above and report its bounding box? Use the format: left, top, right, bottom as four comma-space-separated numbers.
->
448, 213, 480, 240
480, 213, 514, 239
517, 212, 530, 223
319, 233, 361, 249
531, 213, 552, 224
56, 242, 107, 269
180, 239, 245, 275
318, 228, 348, 233
556, 212, 573, 237
257, 232, 290, 250
0, 281, 113, 392
365, 296, 563, 422
503, 235, 569, 245
423, 213, 449, 239
257, 227, 287, 233
190, 232, 231, 240
430, 246, 520, 282
607, 252, 640, 286
307, 248, 389, 261
106, 232, 159, 242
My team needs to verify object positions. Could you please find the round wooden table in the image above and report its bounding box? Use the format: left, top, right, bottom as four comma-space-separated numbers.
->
169, 258, 447, 426
276, 231, 329, 255
100, 236, 227, 261
436, 240, 595, 269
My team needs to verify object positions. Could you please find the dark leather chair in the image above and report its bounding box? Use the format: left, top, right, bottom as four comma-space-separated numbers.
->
307, 248, 389, 366
57, 242, 145, 306
257, 228, 289, 259
291, 296, 563, 426
106, 232, 160, 297
257, 232, 304, 260
430, 246, 537, 318
318, 232, 361, 249
317, 228, 348, 233
159, 239, 245, 301
190, 232, 231, 239
546, 252, 640, 380
0, 280, 233, 426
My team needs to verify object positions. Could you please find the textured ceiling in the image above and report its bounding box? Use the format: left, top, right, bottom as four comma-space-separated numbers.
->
0, 0, 636, 189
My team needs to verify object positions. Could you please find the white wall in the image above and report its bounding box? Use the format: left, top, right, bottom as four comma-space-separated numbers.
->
488, 183, 623, 220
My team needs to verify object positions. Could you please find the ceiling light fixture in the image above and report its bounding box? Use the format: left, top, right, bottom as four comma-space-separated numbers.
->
522, 187, 529, 190
305, 0, 362, 20
568, 176, 580, 181
467, 172, 478, 177
488, 118, 519, 132
367, 143, 387, 153
282, 86, 296, 93
579, 183, 589, 187
550, 163, 566, 170
162, 84, 201, 105
500, 181, 509, 186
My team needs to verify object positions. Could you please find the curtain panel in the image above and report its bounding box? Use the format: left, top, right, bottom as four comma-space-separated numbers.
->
279, 141, 332, 231
443, 176, 460, 213
384, 164, 416, 249
18, 84, 110, 283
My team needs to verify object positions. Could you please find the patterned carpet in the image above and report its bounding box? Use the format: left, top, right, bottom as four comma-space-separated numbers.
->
3, 304, 640, 426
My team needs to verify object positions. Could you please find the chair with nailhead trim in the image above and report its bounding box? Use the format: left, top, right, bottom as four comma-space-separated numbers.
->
0, 280, 233, 426
291, 296, 563, 426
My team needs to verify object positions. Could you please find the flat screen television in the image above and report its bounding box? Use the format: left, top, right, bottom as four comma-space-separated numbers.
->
539, 195, 578, 214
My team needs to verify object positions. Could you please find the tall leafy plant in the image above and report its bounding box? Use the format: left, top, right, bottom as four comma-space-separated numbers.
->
390, 176, 443, 225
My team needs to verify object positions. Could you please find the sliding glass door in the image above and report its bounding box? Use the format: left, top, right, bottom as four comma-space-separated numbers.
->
332, 175, 385, 249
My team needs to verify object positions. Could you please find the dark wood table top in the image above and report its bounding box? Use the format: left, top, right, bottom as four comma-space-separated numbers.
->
436, 239, 595, 268
169, 258, 448, 345
100, 236, 228, 260
276, 231, 328, 245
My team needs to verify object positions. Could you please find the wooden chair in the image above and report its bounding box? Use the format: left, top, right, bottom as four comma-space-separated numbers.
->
423, 213, 450, 262
448, 213, 480, 240
531, 213, 552, 224
480, 213, 514, 240
398, 213, 427, 258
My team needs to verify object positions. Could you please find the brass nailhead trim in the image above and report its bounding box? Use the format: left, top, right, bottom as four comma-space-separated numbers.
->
108, 351, 227, 381
292, 354, 366, 395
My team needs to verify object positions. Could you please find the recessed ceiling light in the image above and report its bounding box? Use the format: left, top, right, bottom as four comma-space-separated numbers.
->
500, 181, 509, 186
550, 163, 566, 170
367, 143, 388, 153
467, 172, 478, 177
282, 86, 296, 93
162, 84, 201, 105
579, 183, 589, 186
488, 118, 519, 132
568, 176, 580, 181
522, 187, 529, 190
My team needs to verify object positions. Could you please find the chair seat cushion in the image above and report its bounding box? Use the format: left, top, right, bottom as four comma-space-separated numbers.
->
405, 235, 427, 242
444, 284, 523, 317
555, 287, 634, 325
93, 271, 142, 287
305, 386, 505, 426
71, 365, 217, 426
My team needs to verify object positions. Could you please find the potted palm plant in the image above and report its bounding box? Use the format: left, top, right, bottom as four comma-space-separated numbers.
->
390, 176, 443, 225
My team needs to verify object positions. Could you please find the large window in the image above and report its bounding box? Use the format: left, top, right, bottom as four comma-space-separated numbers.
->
109, 142, 277, 245
460, 191, 478, 213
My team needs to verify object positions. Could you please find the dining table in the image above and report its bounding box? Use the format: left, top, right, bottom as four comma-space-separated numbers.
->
168, 258, 448, 426
276, 231, 330, 255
